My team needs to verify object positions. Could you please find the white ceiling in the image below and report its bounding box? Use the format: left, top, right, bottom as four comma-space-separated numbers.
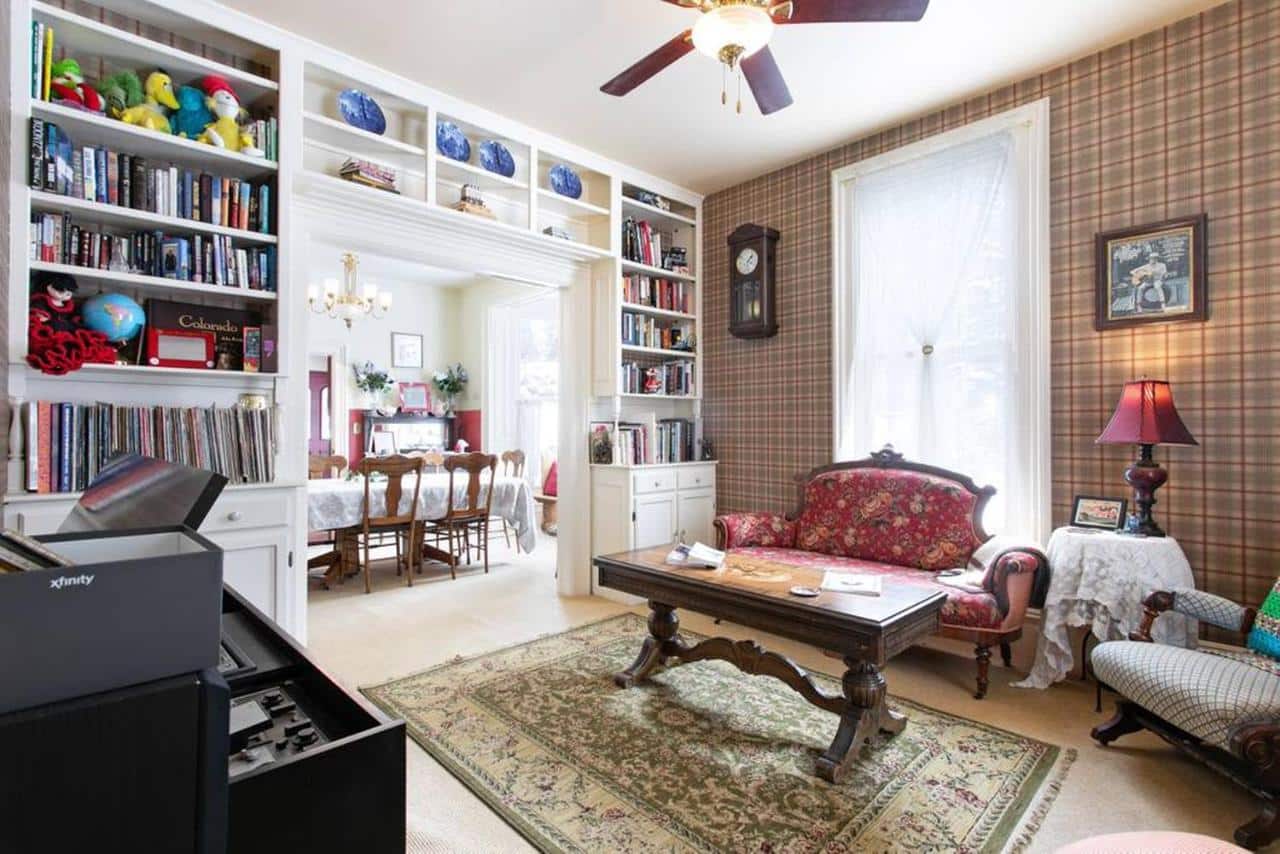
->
233, 0, 1226, 194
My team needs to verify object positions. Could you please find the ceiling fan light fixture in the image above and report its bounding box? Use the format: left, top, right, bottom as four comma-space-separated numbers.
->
691, 5, 774, 64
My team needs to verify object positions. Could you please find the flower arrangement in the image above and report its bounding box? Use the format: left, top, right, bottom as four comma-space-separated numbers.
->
353, 361, 392, 396
432, 363, 469, 414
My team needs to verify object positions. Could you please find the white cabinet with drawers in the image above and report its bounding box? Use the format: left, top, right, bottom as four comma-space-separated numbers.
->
1, 484, 299, 633
590, 463, 718, 578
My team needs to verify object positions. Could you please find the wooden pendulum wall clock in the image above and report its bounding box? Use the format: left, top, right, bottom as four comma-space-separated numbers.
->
727, 224, 779, 339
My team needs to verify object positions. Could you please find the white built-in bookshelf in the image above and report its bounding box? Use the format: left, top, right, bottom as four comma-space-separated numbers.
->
4, 0, 301, 632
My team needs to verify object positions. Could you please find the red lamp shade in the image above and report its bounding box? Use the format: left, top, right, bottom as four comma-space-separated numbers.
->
1096, 380, 1198, 447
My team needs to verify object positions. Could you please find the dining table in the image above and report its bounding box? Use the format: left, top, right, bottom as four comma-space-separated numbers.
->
307, 472, 539, 580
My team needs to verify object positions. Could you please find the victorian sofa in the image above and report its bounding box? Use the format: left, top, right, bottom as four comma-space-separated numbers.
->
713, 446, 1049, 698
1092, 589, 1280, 849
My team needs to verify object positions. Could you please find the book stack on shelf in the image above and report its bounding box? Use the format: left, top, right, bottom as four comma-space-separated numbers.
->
21, 400, 277, 493
621, 311, 693, 352
589, 417, 699, 466
622, 273, 692, 314
622, 218, 690, 274
339, 158, 399, 194
621, 360, 694, 396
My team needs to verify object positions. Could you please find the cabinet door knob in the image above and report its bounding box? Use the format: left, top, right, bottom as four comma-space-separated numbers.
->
227, 511, 243, 522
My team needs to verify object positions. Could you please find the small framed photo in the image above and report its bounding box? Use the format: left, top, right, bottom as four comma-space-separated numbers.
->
1095, 214, 1207, 330
391, 332, 423, 368
398, 382, 432, 414
1071, 495, 1128, 531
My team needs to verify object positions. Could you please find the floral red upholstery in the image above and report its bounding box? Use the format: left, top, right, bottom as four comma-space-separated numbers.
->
714, 512, 796, 549
793, 468, 985, 570
734, 547, 1005, 629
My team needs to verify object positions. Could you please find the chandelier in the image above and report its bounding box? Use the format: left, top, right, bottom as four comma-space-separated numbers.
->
306, 252, 391, 328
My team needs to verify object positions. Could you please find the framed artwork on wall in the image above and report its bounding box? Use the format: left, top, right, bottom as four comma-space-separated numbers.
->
391, 332, 423, 368
1094, 214, 1207, 330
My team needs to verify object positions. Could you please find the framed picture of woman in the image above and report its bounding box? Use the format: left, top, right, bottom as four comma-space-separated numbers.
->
1095, 214, 1207, 330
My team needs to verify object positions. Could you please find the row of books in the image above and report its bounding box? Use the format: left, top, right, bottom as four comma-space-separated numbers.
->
30, 213, 277, 291
31, 119, 274, 234
589, 421, 648, 466
654, 418, 697, 464
621, 274, 693, 314
621, 311, 693, 352
22, 401, 277, 493
621, 360, 695, 396
622, 217, 665, 268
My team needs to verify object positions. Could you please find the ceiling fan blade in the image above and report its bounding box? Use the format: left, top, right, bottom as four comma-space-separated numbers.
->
779, 0, 929, 24
601, 30, 695, 96
740, 46, 793, 115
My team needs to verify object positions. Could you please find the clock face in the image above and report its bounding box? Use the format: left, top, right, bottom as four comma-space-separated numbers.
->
735, 247, 759, 276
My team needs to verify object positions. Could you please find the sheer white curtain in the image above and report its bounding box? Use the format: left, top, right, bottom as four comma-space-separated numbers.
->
485, 292, 559, 488
834, 104, 1050, 541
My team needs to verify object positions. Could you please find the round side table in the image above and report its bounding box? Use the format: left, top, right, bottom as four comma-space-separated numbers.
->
1013, 526, 1198, 691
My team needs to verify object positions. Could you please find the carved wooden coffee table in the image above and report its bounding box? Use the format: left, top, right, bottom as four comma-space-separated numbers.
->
594, 547, 946, 783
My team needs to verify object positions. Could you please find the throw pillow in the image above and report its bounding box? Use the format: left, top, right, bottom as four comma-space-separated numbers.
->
1247, 578, 1280, 659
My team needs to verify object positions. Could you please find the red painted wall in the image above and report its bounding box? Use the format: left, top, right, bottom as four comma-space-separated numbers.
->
454, 409, 481, 451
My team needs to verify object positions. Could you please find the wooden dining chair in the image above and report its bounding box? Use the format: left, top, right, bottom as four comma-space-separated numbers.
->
489, 449, 525, 550
307, 455, 348, 584
423, 452, 497, 579
355, 454, 424, 593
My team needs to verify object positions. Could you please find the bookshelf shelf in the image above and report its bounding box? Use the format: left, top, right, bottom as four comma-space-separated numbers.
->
2, 480, 304, 505
29, 261, 278, 304
23, 362, 281, 385
537, 188, 609, 218
621, 344, 699, 359
620, 301, 696, 320
621, 259, 695, 282
30, 191, 278, 245
435, 157, 529, 192
302, 110, 427, 158
32, 101, 279, 176
30, 1, 279, 101
622, 195, 697, 229
619, 392, 697, 400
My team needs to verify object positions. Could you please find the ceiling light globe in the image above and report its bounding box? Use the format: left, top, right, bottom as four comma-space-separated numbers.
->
691, 5, 774, 60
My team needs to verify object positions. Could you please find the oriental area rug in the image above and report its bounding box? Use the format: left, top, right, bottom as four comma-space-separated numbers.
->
364, 614, 1073, 853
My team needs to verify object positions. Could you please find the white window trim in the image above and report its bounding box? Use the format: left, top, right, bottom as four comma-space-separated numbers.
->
829, 98, 1052, 542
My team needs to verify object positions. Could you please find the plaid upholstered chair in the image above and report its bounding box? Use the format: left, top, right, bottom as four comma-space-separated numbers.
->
1091, 588, 1280, 849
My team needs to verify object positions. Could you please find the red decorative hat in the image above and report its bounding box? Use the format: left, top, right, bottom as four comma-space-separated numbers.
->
200, 74, 237, 99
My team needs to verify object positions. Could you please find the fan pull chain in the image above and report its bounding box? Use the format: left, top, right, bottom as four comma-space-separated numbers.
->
721, 63, 726, 106
736, 68, 742, 114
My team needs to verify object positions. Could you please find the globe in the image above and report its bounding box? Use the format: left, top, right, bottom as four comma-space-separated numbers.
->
81, 293, 145, 342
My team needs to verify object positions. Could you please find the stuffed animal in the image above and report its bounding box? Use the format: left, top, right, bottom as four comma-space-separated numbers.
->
198, 75, 263, 155
26, 273, 116, 376
119, 70, 180, 133
97, 70, 144, 120
172, 84, 214, 139
49, 59, 104, 113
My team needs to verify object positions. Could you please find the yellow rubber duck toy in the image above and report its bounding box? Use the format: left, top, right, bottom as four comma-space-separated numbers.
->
119, 70, 179, 133
198, 75, 263, 156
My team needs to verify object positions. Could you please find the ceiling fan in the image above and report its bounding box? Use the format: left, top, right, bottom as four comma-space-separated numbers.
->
600, 0, 930, 115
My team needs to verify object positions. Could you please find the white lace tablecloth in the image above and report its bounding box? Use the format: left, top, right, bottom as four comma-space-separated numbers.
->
307, 473, 538, 553
1013, 527, 1197, 690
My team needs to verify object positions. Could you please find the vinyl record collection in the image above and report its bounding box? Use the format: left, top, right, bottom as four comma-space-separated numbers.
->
22, 400, 276, 493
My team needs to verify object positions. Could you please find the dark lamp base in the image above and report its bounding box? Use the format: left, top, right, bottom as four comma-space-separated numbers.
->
1124, 444, 1168, 538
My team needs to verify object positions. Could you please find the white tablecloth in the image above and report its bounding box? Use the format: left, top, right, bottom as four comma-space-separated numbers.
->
307, 473, 538, 553
1013, 527, 1198, 689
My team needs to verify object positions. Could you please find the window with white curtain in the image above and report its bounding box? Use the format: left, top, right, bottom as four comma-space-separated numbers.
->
486, 290, 560, 488
832, 101, 1051, 541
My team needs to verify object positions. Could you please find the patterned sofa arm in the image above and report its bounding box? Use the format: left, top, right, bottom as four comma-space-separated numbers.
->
1131, 589, 1257, 640
978, 547, 1047, 628
713, 513, 796, 550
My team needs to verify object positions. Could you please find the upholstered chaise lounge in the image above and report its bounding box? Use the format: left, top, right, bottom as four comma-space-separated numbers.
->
1092, 589, 1280, 849
713, 446, 1049, 698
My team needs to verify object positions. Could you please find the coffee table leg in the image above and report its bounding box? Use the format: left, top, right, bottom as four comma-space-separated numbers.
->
815, 658, 904, 783
614, 602, 678, 688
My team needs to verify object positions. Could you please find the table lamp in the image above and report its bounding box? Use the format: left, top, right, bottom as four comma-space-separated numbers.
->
1096, 379, 1198, 537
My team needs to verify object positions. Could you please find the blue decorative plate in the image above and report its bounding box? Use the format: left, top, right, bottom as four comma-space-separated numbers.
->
548, 163, 582, 200
436, 121, 471, 162
337, 89, 386, 135
477, 140, 515, 178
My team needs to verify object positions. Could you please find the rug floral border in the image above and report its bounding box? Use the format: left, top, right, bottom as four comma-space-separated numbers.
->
363, 612, 1075, 854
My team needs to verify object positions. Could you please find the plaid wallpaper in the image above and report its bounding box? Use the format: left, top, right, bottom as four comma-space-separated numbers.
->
703, 0, 1279, 610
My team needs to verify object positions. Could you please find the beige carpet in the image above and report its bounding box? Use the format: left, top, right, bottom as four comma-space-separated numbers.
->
305, 538, 1263, 852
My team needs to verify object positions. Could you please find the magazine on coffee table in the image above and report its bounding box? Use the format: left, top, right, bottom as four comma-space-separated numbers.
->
666, 542, 725, 569
820, 572, 883, 596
